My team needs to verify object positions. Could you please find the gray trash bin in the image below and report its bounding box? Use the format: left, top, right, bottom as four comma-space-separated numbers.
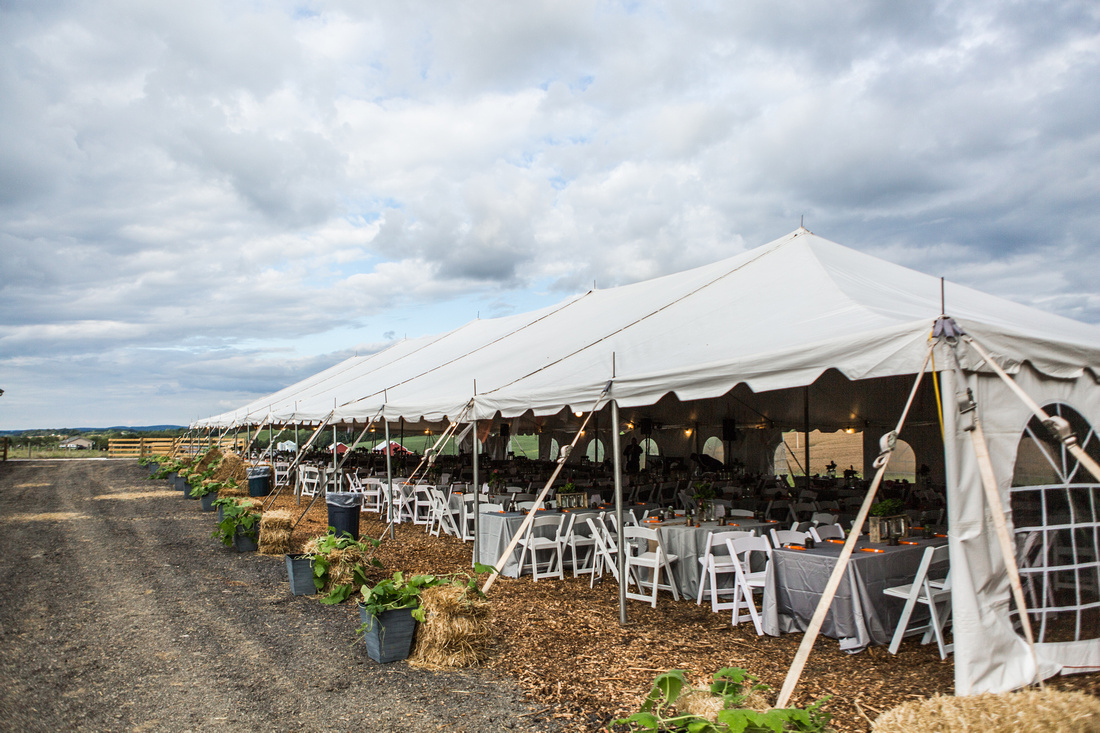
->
247, 466, 272, 497
326, 492, 362, 540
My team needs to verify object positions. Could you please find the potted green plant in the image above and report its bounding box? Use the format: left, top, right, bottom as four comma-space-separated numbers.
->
191, 479, 229, 511
693, 482, 716, 520
302, 529, 383, 604
868, 498, 909, 543
212, 498, 261, 552
556, 480, 585, 508
356, 569, 488, 664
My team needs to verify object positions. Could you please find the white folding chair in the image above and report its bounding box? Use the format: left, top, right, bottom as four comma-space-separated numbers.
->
515, 500, 537, 511
412, 486, 433, 526
462, 494, 477, 541
810, 512, 838, 527
274, 461, 290, 488
770, 528, 810, 547
298, 466, 322, 504
884, 544, 953, 658
518, 514, 564, 581
622, 526, 680, 608
726, 508, 755, 519
427, 488, 460, 537
790, 502, 817, 522
360, 477, 383, 513
586, 516, 619, 587
696, 530, 753, 613
726, 535, 773, 635
810, 523, 845, 542
560, 513, 596, 578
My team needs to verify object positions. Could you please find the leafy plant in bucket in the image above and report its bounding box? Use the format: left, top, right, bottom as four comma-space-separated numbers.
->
190, 479, 228, 499
306, 529, 383, 605
614, 668, 832, 733
211, 498, 260, 547
357, 565, 493, 632
869, 498, 905, 517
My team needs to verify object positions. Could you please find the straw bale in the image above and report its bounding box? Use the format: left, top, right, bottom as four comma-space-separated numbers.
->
193, 446, 223, 475
872, 688, 1100, 733
679, 690, 725, 721
409, 583, 493, 670
258, 510, 292, 555
677, 678, 770, 722
210, 452, 247, 484
217, 481, 248, 498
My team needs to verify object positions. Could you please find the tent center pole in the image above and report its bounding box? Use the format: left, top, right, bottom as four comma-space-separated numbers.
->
611, 399, 627, 625
804, 387, 811, 486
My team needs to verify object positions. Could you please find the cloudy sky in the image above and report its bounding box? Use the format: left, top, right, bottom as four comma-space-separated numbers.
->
1, 1, 1098, 429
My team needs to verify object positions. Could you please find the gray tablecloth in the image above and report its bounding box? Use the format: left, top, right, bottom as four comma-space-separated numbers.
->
477, 511, 567, 577
762, 538, 948, 651
655, 519, 779, 598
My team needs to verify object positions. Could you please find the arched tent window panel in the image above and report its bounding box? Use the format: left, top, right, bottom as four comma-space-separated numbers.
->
1009, 403, 1100, 644
884, 438, 916, 483
585, 438, 606, 463
702, 436, 724, 466
640, 438, 659, 471
547, 438, 561, 462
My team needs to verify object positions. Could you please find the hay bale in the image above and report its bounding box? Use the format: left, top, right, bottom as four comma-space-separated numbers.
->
217, 481, 248, 498
193, 446, 223, 475
210, 452, 247, 484
409, 584, 492, 670
258, 510, 292, 555
676, 678, 770, 722
873, 688, 1100, 733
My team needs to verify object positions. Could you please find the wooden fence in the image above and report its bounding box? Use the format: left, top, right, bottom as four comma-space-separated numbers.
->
108, 435, 245, 459
107, 438, 180, 458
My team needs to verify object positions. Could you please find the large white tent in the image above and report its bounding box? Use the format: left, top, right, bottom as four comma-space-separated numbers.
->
196, 228, 1100, 694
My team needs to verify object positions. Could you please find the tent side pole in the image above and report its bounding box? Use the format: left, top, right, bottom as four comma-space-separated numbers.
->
472, 416, 480, 568
611, 399, 627, 625
385, 418, 394, 541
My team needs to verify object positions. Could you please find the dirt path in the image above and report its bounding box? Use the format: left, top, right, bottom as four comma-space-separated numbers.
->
0, 460, 559, 733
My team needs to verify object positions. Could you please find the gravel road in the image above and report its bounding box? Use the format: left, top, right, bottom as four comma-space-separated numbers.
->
0, 460, 562, 733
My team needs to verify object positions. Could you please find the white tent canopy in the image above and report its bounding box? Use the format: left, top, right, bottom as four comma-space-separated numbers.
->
195, 228, 1100, 693
197, 228, 1098, 428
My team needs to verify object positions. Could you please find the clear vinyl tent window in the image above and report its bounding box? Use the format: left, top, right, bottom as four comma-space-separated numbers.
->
702, 436, 724, 466
1010, 403, 1100, 643
585, 438, 605, 463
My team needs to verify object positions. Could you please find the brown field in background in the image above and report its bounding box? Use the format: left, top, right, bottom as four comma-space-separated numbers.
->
776, 430, 915, 480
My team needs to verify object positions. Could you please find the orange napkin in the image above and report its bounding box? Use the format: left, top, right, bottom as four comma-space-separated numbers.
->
784, 544, 807, 551
899, 540, 920, 546
935, 533, 948, 538
860, 547, 884, 553
826, 539, 845, 545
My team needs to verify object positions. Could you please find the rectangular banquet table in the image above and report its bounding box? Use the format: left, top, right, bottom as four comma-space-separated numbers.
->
645, 518, 781, 599
475, 510, 598, 577
762, 537, 948, 652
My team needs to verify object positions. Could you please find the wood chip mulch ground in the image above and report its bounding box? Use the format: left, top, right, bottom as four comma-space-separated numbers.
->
270, 489, 1100, 732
